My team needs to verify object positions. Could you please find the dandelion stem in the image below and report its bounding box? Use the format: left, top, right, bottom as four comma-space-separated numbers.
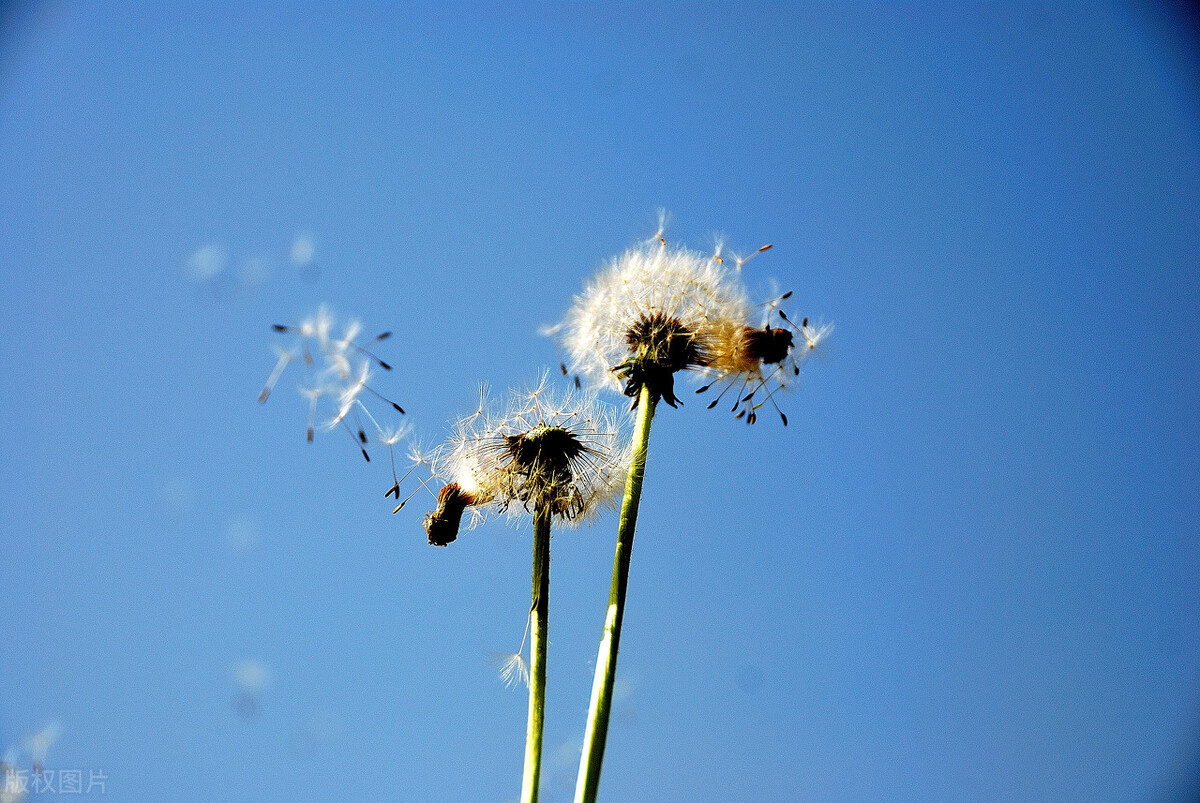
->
520, 502, 552, 803
574, 383, 657, 803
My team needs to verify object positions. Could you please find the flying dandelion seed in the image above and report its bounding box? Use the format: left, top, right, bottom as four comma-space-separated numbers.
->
186, 243, 228, 282
290, 234, 315, 267
258, 304, 406, 460
23, 723, 59, 776
233, 660, 271, 719
552, 225, 831, 425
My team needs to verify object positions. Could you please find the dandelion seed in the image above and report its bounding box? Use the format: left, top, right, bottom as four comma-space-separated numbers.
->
493, 651, 531, 690
232, 660, 270, 720
259, 304, 407, 456
800, 318, 834, 357
187, 244, 227, 282
490, 602, 535, 690
730, 242, 773, 272
708, 232, 726, 264
257, 345, 293, 403
648, 207, 670, 246
390, 444, 439, 510
290, 234, 316, 267
23, 723, 59, 776
376, 422, 413, 491
0, 748, 23, 803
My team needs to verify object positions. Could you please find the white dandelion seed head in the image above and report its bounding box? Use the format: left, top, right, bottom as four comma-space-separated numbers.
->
553, 239, 750, 405
428, 376, 631, 531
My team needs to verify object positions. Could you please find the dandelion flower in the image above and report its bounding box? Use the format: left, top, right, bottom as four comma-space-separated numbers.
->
420, 376, 629, 546
551, 239, 750, 407
564, 219, 835, 803
413, 376, 628, 803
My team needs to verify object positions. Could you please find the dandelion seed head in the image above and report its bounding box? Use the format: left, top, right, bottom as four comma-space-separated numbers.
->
423, 378, 630, 542
554, 239, 749, 406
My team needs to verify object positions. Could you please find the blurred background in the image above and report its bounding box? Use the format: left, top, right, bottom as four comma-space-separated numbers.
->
1, 2, 1198, 800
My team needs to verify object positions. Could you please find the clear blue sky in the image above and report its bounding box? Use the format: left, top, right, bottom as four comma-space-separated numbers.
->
2, 2, 1198, 801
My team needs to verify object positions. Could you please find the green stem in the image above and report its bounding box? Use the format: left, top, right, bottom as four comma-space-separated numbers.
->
520, 502, 552, 803
574, 384, 658, 803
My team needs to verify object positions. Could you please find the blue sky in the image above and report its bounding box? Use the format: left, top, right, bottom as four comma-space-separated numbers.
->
2, 2, 1198, 801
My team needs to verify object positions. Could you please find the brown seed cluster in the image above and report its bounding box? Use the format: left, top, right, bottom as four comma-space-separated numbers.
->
614, 312, 707, 408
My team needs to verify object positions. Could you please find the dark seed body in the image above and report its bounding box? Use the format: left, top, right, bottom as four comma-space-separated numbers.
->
741, 326, 794, 366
